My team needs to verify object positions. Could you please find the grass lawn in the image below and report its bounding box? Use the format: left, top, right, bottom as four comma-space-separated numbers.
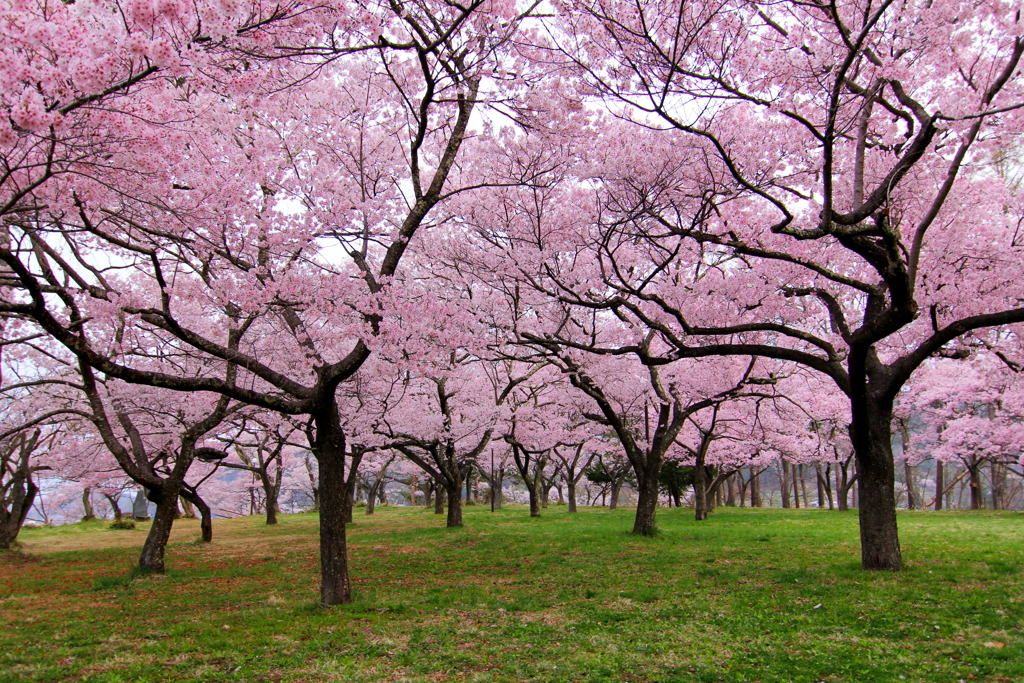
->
1, 506, 1022, 682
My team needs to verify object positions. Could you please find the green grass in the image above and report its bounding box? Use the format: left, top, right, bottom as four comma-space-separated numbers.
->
2, 507, 1022, 682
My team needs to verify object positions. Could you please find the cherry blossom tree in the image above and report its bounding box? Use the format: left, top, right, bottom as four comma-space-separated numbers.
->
0, 0, 547, 604
215, 413, 304, 525
900, 351, 1024, 509
380, 358, 497, 528
540, 0, 1024, 568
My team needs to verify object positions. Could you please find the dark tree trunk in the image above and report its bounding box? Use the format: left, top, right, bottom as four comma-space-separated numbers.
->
341, 480, 355, 524
798, 464, 806, 507
822, 464, 835, 510
260, 472, 279, 525
792, 464, 801, 508
495, 468, 503, 509
693, 463, 710, 521
487, 467, 504, 511
900, 423, 917, 510
138, 485, 181, 574
196, 500, 212, 542
633, 455, 662, 535
837, 458, 856, 512
780, 459, 791, 509
850, 397, 902, 571
434, 485, 446, 515
81, 488, 96, 521
526, 479, 541, 517
314, 407, 352, 606
966, 458, 984, 510
750, 468, 762, 507
0, 478, 38, 550
816, 464, 826, 508
446, 482, 464, 527
567, 479, 577, 513
609, 477, 622, 510
365, 480, 379, 515
179, 488, 213, 542
934, 459, 944, 511
0, 522, 16, 550
104, 493, 123, 521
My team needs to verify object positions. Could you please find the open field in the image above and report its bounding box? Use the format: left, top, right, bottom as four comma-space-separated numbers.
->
2, 506, 1022, 683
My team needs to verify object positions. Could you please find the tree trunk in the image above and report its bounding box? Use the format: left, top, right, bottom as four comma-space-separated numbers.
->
837, 459, 853, 512
0, 521, 16, 550
850, 397, 902, 571
822, 464, 835, 510
341, 480, 355, 524
0, 478, 38, 550
800, 465, 811, 508
567, 479, 578, 513
609, 477, 622, 510
434, 485, 446, 515
314, 407, 352, 606
365, 480, 378, 515
815, 464, 826, 509
780, 459, 791, 509
491, 467, 504, 510
81, 488, 96, 521
967, 458, 984, 510
904, 461, 917, 510
526, 478, 542, 517
179, 497, 197, 519
633, 462, 661, 535
104, 493, 123, 521
991, 461, 1006, 510
750, 468, 762, 507
259, 472, 279, 525
694, 462, 709, 521
137, 486, 181, 574
791, 464, 800, 508
446, 481, 464, 527
180, 488, 213, 542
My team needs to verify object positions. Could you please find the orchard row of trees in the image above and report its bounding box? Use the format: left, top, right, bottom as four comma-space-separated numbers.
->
2, 0, 1023, 603
28, 435, 1022, 531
